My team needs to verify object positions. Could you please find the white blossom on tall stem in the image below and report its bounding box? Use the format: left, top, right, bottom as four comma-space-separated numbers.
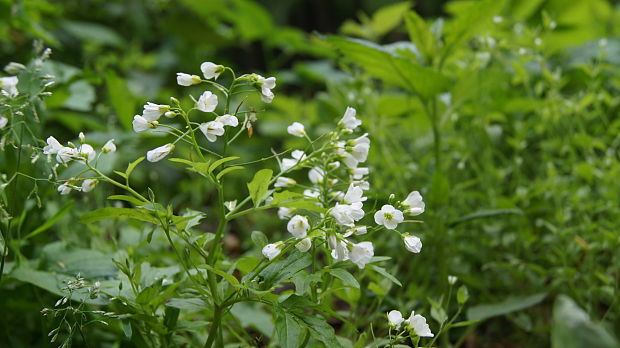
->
274, 177, 296, 188
81, 179, 98, 192
287, 122, 306, 137
0, 116, 7, 129
340, 106, 361, 130
43, 136, 63, 155
262, 242, 282, 260
287, 215, 310, 239
308, 167, 324, 184
374, 204, 404, 230
256, 75, 276, 103
0, 76, 19, 97
331, 202, 364, 226
402, 191, 425, 216
57, 183, 72, 195
199, 121, 225, 142
278, 207, 295, 220
343, 184, 366, 204
102, 139, 116, 153
200, 62, 224, 80
331, 241, 349, 261
387, 310, 404, 328
349, 241, 374, 269
403, 235, 422, 253
77, 144, 96, 162
197, 91, 218, 112
404, 312, 434, 337
146, 144, 174, 162
132, 115, 158, 133
176, 73, 201, 86
142, 102, 170, 121
215, 114, 238, 127
295, 238, 312, 252
56, 147, 76, 164
280, 150, 306, 171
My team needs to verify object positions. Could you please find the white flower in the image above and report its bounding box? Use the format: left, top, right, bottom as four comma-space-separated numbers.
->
199, 121, 225, 142
215, 114, 238, 127
4, 62, 26, 74
197, 91, 218, 112
102, 139, 116, 153
287, 215, 310, 239
340, 106, 361, 130
58, 183, 72, 195
77, 144, 96, 162
349, 241, 374, 269
142, 102, 170, 121
43, 136, 63, 155
275, 177, 296, 188
403, 235, 422, 253
331, 202, 364, 226
448, 275, 458, 285
343, 184, 366, 204
331, 241, 349, 261
303, 189, 320, 199
353, 179, 370, 191
78, 132, 86, 143
146, 143, 174, 162
176, 73, 201, 86
280, 150, 306, 171
132, 115, 158, 133
351, 167, 369, 179
308, 167, 324, 184
262, 242, 282, 260
257, 75, 276, 103
56, 147, 77, 164
374, 204, 404, 230
287, 122, 306, 137
405, 312, 434, 337
387, 310, 404, 328
278, 207, 295, 220
349, 133, 370, 162
224, 200, 237, 212
343, 225, 367, 237
402, 191, 425, 216
328, 161, 341, 170
295, 238, 312, 252
0, 116, 7, 129
200, 62, 224, 80
81, 179, 98, 192
342, 153, 359, 169
0, 76, 19, 97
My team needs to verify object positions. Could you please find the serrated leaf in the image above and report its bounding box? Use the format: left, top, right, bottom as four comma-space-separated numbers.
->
247, 169, 273, 207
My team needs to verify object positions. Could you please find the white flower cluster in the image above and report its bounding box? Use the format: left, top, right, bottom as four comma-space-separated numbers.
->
387, 310, 434, 338
262, 107, 427, 269
42, 133, 116, 195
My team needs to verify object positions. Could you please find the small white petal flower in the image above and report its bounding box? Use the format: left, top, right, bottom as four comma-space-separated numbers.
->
132, 115, 158, 133
81, 179, 98, 192
200, 62, 224, 80
43, 136, 63, 155
197, 91, 218, 112
176, 73, 201, 86
56, 147, 77, 164
351, 167, 369, 179
58, 183, 72, 195
280, 150, 307, 171
349, 133, 370, 162
0, 76, 19, 97
331, 202, 364, 226
142, 102, 170, 121
374, 204, 404, 230
278, 207, 295, 220
262, 242, 282, 260
387, 310, 404, 328
340, 106, 362, 130
256, 75, 276, 103
349, 241, 374, 269
287, 215, 310, 239
0, 116, 7, 129
287, 122, 306, 137
353, 179, 370, 191
448, 275, 458, 285
224, 200, 237, 212
78, 132, 86, 143
199, 121, 225, 142
405, 312, 434, 337
331, 241, 349, 261
146, 143, 174, 162
295, 238, 312, 252
343, 184, 366, 204
215, 114, 238, 127
275, 177, 296, 188
308, 167, 324, 184
344, 225, 367, 237
102, 139, 116, 153
303, 189, 320, 199
403, 235, 422, 253
402, 191, 425, 216
78, 144, 96, 162
3, 62, 26, 74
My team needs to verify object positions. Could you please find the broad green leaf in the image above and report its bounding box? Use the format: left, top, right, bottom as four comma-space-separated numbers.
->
370, 265, 402, 287
24, 200, 73, 239
106, 71, 136, 130
297, 313, 342, 348
467, 293, 547, 321
449, 209, 523, 227
551, 295, 619, 348
457, 285, 470, 304
107, 195, 145, 206
42, 242, 117, 279
166, 298, 207, 312
168, 157, 212, 177
208, 156, 240, 173
126, 156, 145, 178
275, 309, 307, 348
258, 251, 312, 289
272, 190, 325, 213
370, 1, 411, 37
80, 207, 158, 224
251, 230, 269, 248
199, 264, 240, 287
247, 169, 273, 207
328, 268, 360, 289
216, 165, 244, 180
404, 11, 435, 63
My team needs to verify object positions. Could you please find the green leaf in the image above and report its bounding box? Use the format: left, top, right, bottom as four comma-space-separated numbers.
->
328, 268, 360, 289
467, 293, 547, 321
272, 190, 325, 213
24, 200, 73, 239
247, 169, 273, 207
404, 10, 435, 63
107, 195, 145, 206
369, 1, 411, 37
275, 309, 307, 348
80, 207, 158, 224
126, 156, 145, 178
369, 265, 402, 287
457, 285, 469, 304
251, 231, 269, 248
258, 251, 312, 289
216, 165, 244, 181
449, 209, 523, 227
297, 313, 343, 348
551, 295, 619, 348
106, 71, 136, 130
208, 156, 240, 173
168, 157, 212, 177
292, 271, 321, 296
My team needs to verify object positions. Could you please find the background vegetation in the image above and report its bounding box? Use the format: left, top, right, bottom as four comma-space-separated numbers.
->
1, 0, 619, 346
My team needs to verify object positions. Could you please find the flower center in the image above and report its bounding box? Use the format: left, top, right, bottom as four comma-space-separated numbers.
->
384, 212, 393, 220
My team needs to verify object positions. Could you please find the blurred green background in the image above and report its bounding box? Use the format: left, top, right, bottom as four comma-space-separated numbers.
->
1, 0, 620, 347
